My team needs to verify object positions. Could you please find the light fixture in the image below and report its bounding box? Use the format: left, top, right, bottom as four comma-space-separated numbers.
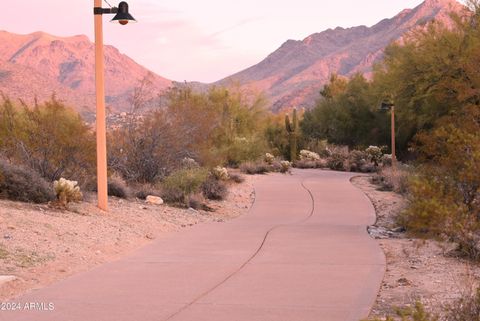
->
111, 2, 137, 25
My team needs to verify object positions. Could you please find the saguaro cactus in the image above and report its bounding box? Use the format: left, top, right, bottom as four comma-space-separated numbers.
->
285, 108, 298, 161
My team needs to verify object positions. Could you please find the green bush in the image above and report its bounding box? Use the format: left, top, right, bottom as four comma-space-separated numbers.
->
401, 106, 480, 260
0, 97, 96, 185
0, 160, 55, 203
161, 168, 209, 205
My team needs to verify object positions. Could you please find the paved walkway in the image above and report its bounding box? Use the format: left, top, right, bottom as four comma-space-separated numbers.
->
2, 170, 385, 321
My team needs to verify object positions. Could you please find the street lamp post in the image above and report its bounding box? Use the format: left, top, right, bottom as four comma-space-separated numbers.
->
381, 102, 396, 170
93, 1, 136, 211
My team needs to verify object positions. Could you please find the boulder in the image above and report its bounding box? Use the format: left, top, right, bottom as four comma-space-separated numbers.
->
145, 195, 164, 205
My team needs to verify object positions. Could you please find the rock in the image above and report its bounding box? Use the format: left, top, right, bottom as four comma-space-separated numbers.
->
367, 226, 390, 239
368, 225, 404, 239
146, 195, 164, 205
145, 233, 155, 240
392, 226, 406, 233
187, 207, 198, 214
397, 277, 412, 286
0, 275, 16, 285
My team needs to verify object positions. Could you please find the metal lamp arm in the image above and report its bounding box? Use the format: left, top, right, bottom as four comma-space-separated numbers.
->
93, 7, 118, 15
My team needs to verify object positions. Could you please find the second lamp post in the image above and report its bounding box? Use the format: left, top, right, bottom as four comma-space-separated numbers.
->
381, 102, 396, 169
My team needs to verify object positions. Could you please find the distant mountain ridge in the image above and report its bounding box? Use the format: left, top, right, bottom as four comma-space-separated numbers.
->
218, 0, 466, 112
0, 31, 171, 117
0, 0, 467, 116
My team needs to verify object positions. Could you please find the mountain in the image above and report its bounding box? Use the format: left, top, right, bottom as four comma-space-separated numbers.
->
0, 31, 171, 117
218, 0, 466, 112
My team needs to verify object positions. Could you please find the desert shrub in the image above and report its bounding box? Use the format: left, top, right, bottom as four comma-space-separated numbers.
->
54, 178, 83, 206
367, 289, 480, 321
0, 160, 55, 203
240, 161, 269, 175
294, 159, 318, 169
400, 106, 480, 260
108, 111, 187, 184
161, 168, 209, 205
365, 301, 437, 321
326, 152, 347, 171
212, 166, 229, 181
160, 186, 185, 204
445, 287, 480, 321
348, 150, 368, 172
201, 177, 228, 200
108, 175, 130, 199
373, 165, 409, 194
400, 174, 480, 260
228, 171, 245, 183
303, 139, 331, 158
134, 185, 161, 200
186, 194, 206, 210
219, 136, 267, 167
0, 97, 96, 185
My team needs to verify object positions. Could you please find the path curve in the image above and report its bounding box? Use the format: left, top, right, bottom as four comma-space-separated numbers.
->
2, 169, 385, 321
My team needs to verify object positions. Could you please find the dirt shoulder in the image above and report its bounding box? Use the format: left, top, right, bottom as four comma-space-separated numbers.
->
0, 176, 256, 301
352, 175, 480, 319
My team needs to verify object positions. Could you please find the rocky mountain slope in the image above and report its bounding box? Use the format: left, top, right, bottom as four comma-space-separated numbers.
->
0, 31, 171, 117
218, 0, 466, 112
0, 0, 466, 116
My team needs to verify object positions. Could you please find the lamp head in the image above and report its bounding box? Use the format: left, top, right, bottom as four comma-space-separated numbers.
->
380, 102, 394, 111
111, 2, 136, 25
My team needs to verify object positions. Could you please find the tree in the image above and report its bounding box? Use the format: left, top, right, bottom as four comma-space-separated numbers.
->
0, 96, 96, 185
301, 74, 388, 148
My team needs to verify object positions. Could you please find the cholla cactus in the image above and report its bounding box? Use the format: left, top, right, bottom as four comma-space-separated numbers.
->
280, 160, 292, 173
300, 150, 320, 161
264, 153, 275, 164
365, 146, 383, 166
53, 178, 83, 206
381, 154, 393, 166
212, 166, 230, 181
181, 157, 198, 169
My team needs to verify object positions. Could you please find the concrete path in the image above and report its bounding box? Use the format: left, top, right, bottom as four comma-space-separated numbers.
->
2, 170, 385, 321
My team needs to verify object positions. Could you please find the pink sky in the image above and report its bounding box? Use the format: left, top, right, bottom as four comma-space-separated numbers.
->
0, 0, 459, 82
